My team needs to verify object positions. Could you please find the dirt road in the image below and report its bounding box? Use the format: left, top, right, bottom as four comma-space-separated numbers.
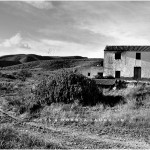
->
14, 121, 150, 149
1, 109, 150, 149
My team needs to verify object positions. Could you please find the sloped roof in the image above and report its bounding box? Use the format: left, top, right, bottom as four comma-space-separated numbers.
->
104, 46, 150, 52
93, 79, 116, 85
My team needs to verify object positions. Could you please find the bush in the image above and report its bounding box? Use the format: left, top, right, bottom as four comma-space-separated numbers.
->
95, 75, 115, 79
103, 76, 115, 79
0, 82, 14, 94
14, 69, 32, 81
33, 70, 102, 108
0, 72, 16, 79
0, 125, 59, 149
95, 74, 103, 79
116, 80, 127, 89
6, 96, 29, 115
0, 72, 2, 77
126, 84, 150, 109
0, 126, 19, 149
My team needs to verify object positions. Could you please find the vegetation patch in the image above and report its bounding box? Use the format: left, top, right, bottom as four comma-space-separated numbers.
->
13, 69, 32, 81
0, 125, 61, 149
31, 70, 102, 113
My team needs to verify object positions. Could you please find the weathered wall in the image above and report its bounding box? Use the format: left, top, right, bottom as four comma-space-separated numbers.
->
103, 51, 150, 78
141, 52, 150, 78
77, 66, 103, 78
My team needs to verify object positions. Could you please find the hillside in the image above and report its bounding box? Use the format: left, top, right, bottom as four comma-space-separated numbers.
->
0, 54, 88, 68
1, 58, 103, 71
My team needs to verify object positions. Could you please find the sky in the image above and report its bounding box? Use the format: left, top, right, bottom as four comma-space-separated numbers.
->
0, 1, 150, 58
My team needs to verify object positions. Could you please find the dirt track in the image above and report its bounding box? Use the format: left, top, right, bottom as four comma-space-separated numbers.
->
1, 109, 150, 149
22, 122, 150, 149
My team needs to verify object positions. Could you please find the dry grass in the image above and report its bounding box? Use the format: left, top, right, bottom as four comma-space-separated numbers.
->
1, 67, 150, 147
0, 125, 61, 149
37, 83, 150, 141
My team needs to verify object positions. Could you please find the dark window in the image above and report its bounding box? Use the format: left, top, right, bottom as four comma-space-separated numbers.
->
115, 53, 121, 59
88, 73, 90, 76
115, 71, 120, 78
136, 53, 141, 60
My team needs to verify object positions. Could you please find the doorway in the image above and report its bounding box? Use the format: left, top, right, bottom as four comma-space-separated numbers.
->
115, 71, 120, 78
134, 67, 141, 79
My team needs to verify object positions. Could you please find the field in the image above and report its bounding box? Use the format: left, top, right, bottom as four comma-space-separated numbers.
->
0, 58, 150, 149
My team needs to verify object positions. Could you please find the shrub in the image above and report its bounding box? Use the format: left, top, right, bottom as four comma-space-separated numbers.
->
0, 126, 19, 149
0, 73, 16, 79
33, 70, 102, 108
102, 95, 125, 107
116, 80, 127, 89
126, 84, 150, 109
0, 82, 14, 94
0, 72, 2, 77
0, 125, 59, 149
103, 75, 115, 79
95, 74, 103, 79
14, 69, 32, 81
6, 96, 29, 115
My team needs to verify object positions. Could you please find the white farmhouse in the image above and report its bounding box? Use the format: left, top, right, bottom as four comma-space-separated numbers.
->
103, 46, 150, 80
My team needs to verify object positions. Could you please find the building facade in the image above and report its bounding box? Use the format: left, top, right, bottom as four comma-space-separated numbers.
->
77, 66, 103, 78
103, 46, 150, 79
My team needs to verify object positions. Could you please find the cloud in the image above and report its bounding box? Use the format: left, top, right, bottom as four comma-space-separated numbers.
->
1, 1, 150, 58
79, 23, 150, 46
40, 39, 104, 57
25, 1, 53, 9
20, 43, 31, 49
0, 33, 104, 58
0, 33, 31, 49
73, 1, 150, 46
39, 1, 150, 48
0, 33, 22, 47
